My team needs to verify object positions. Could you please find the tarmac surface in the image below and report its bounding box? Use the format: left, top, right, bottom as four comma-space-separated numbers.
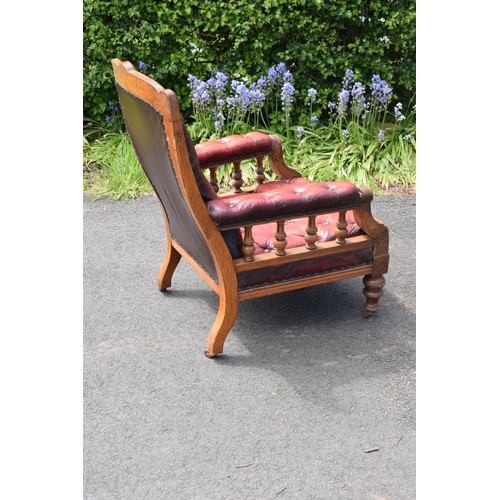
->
83, 192, 416, 500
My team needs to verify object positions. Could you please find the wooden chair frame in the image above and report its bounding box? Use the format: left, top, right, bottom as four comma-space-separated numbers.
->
111, 59, 389, 357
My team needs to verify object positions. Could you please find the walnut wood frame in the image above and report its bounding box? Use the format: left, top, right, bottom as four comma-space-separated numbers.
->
112, 59, 389, 357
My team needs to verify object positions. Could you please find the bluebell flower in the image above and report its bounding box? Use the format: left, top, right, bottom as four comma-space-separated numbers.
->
231, 79, 241, 91
214, 71, 228, 90
378, 130, 385, 139
283, 70, 293, 83
188, 75, 213, 112
403, 134, 412, 140
105, 100, 121, 124
351, 82, 366, 114
327, 102, 337, 121
248, 89, 266, 111
371, 75, 393, 112
311, 115, 318, 123
342, 69, 354, 90
297, 126, 304, 139
337, 89, 350, 118
138, 61, 147, 73
276, 62, 287, 74
394, 106, 405, 121
281, 82, 294, 114
206, 72, 228, 112
190, 78, 211, 111
236, 83, 251, 108
214, 121, 222, 131
342, 129, 349, 140
225, 81, 252, 114
256, 76, 267, 92
267, 66, 278, 90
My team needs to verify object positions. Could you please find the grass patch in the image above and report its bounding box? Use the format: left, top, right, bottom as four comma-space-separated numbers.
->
83, 132, 153, 200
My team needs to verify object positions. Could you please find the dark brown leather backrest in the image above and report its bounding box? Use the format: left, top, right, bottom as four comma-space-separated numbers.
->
115, 82, 220, 280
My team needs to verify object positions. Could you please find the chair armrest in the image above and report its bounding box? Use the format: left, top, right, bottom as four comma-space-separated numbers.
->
195, 131, 301, 179
206, 178, 370, 229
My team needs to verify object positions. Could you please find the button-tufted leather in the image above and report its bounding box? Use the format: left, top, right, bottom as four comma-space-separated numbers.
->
195, 132, 273, 168
206, 178, 363, 229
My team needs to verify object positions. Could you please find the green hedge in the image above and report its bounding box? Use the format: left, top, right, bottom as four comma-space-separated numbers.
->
84, 0, 415, 125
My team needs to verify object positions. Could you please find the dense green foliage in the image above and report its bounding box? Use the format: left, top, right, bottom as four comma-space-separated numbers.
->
83, 0, 416, 124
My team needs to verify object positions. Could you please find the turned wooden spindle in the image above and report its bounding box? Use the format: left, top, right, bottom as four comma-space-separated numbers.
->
254, 157, 266, 185
231, 161, 243, 193
274, 221, 287, 256
335, 210, 348, 244
242, 226, 255, 262
305, 215, 318, 250
209, 168, 219, 193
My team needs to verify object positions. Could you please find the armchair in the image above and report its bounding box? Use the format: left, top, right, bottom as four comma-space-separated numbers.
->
111, 59, 389, 357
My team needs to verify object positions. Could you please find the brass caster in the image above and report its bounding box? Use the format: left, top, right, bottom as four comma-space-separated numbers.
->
204, 349, 219, 358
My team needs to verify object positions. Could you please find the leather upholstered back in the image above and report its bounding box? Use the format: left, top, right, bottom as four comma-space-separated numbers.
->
115, 83, 221, 280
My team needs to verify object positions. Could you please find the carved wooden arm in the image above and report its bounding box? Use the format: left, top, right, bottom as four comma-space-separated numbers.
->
194, 132, 300, 193
206, 179, 368, 229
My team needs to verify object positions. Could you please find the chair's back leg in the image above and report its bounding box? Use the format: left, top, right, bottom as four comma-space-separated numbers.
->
158, 245, 182, 291
157, 206, 182, 291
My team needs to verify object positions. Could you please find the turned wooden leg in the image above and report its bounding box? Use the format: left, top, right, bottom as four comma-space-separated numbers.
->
204, 293, 239, 358
157, 245, 182, 291
362, 274, 386, 317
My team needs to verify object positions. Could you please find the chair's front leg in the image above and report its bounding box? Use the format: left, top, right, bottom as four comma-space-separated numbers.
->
361, 274, 386, 317
205, 291, 239, 358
